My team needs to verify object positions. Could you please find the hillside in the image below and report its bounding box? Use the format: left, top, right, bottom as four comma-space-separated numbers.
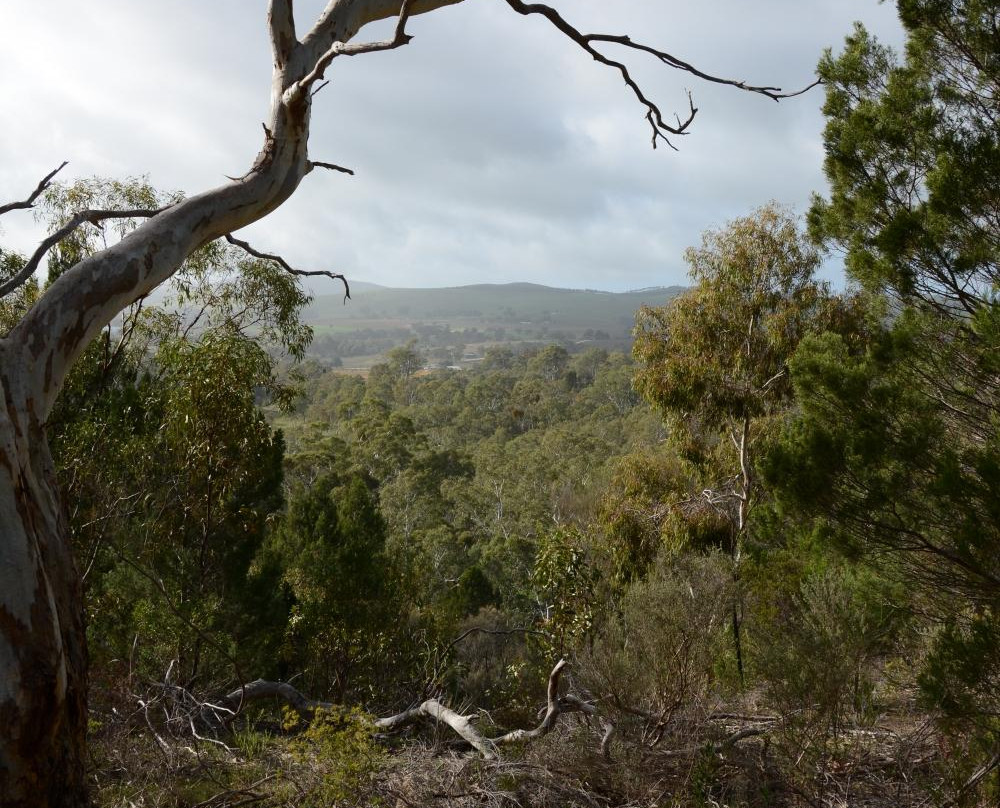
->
302, 281, 684, 367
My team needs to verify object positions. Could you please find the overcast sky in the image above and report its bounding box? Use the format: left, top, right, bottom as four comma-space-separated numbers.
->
0, 1, 904, 292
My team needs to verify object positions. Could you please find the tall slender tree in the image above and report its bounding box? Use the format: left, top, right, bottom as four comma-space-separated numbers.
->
633, 204, 859, 680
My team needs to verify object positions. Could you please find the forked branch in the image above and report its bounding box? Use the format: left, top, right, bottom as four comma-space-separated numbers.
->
491, 657, 568, 745
375, 659, 577, 758
0, 162, 68, 217
0, 207, 163, 299
223, 659, 577, 760
380, 658, 578, 756
294, 0, 417, 95
224, 234, 351, 301
502, 0, 820, 148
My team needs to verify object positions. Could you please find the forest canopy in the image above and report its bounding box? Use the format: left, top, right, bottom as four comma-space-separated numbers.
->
2, 1, 1000, 807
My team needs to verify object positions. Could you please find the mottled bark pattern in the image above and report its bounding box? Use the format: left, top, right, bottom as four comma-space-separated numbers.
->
0, 348, 87, 807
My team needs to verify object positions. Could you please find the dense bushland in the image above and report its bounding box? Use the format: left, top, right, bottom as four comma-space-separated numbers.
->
3, 1, 999, 804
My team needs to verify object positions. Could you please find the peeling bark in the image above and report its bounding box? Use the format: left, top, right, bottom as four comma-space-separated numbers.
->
0, 345, 87, 807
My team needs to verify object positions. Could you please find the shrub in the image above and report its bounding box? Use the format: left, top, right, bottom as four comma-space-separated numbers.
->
580, 551, 733, 739
756, 565, 902, 737
284, 705, 386, 807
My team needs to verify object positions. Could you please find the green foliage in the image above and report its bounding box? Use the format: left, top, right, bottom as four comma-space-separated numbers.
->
232, 724, 272, 761
630, 205, 865, 683
37, 171, 982, 803
40, 175, 169, 283
754, 565, 904, 737
762, 319, 1000, 602
920, 611, 1000, 725
810, 2, 1000, 312
597, 446, 750, 585
61, 304, 293, 683
0, 249, 36, 333
580, 551, 733, 723
441, 566, 498, 620
272, 473, 402, 698
632, 204, 864, 554
634, 203, 847, 429
533, 526, 599, 652
764, 311, 1000, 730
527, 344, 570, 382
768, 2, 1000, 760
443, 607, 538, 713
285, 705, 385, 807
274, 339, 659, 706
31, 176, 314, 685
28, 38, 1000, 795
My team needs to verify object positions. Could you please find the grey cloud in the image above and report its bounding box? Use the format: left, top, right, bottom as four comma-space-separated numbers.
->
1, 0, 904, 292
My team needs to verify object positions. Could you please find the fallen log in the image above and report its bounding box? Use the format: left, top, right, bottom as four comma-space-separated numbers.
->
223, 659, 577, 761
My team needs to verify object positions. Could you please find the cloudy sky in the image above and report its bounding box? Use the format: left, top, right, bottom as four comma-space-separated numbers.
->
0, 1, 904, 292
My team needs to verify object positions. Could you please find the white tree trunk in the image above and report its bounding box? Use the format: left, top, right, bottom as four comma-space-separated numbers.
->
0, 347, 88, 806
0, 3, 462, 802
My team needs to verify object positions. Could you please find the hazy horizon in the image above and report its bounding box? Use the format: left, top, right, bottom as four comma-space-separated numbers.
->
1, 1, 903, 293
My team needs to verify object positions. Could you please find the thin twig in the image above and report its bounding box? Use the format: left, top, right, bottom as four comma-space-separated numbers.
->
224, 233, 351, 302
441, 625, 548, 658
0, 207, 163, 299
0, 161, 68, 217
307, 160, 355, 176
501, 0, 820, 148
294, 0, 416, 93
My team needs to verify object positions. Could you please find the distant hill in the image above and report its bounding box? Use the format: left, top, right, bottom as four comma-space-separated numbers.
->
306, 282, 683, 329
301, 281, 685, 368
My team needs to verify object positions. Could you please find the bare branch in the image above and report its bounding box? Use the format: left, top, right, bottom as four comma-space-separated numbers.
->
378, 699, 499, 757
221, 679, 333, 718
441, 625, 547, 659
0, 162, 68, 217
599, 717, 616, 760
501, 0, 820, 148
294, 0, 417, 94
585, 32, 821, 99
310, 79, 331, 98
307, 160, 355, 176
0, 207, 162, 300
225, 659, 575, 760
661, 726, 769, 759
377, 659, 572, 757
223, 233, 351, 302
492, 658, 569, 744
300, 0, 465, 72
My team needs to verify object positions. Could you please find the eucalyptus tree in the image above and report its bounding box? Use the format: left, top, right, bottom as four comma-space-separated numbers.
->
0, 1, 812, 803
632, 204, 859, 679
633, 205, 844, 558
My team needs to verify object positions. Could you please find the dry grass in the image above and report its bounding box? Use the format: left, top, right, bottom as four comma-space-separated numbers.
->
88, 688, 958, 808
